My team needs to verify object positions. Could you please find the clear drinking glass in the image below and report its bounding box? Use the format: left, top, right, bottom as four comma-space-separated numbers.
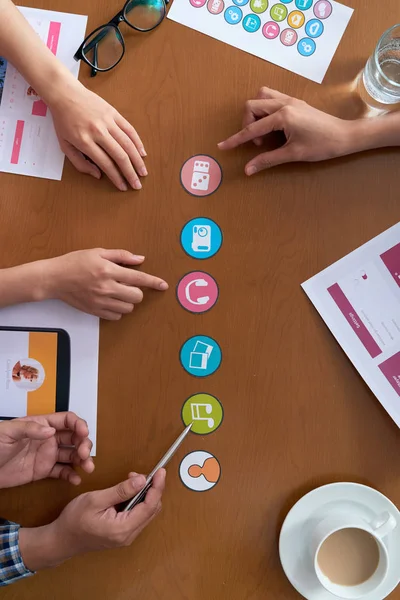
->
362, 24, 400, 105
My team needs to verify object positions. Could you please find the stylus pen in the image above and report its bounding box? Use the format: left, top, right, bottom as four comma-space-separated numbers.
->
123, 423, 193, 512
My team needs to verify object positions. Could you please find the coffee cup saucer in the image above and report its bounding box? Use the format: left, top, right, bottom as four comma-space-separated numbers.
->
279, 482, 400, 600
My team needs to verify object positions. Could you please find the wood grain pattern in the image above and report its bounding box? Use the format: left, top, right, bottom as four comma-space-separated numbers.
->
0, 0, 399, 597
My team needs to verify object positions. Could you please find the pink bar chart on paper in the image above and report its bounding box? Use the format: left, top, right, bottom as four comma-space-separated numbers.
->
46, 21, 61, 53
10, 120, 25, 164
327, 283, 382, 358
32, 22, 61, 118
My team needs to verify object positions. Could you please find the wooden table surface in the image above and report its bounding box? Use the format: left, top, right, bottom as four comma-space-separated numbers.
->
0, 0, 399, 597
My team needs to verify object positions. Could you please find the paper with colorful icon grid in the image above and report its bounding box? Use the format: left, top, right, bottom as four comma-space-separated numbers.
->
168, 0, 353, 83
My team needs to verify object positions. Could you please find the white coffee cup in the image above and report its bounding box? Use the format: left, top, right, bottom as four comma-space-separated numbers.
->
310, 511, 397, 599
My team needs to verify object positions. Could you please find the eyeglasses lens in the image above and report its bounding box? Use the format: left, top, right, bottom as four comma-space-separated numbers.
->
124, 0, 166, 31
82, 25, 124, 70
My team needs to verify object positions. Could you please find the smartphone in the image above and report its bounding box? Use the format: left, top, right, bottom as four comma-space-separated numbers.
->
0, 326, 70, 419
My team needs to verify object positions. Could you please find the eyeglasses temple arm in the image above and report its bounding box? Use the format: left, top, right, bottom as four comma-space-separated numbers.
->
90, 43, 98, 77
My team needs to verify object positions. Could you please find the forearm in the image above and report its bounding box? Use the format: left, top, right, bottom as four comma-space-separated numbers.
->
346, 113, 400, 155
0, 260, 51, 308
0, 0, 81, 106
19, 523, 71, 571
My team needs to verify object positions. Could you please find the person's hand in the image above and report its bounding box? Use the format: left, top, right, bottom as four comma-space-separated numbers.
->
42, 248, 169, 320
48, 81, 147, 192
218, 87, 357, 175
19, 470, 166, 571
0, 412, 94, 489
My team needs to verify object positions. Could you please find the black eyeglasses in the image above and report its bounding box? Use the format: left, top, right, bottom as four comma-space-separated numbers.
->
74, 0, 168, 77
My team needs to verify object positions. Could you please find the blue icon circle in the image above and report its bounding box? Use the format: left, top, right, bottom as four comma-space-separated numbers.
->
180, 217, 223, 260
305, 18, 323, 37
297, 37, 316, 56
279, 0, 293, 3
180, 335, 222, 378
224, 5, 243, 23
295, 0, 312, 8
233, 0, 249, 6
242, 13, 261, 32
296, 0, 313, 10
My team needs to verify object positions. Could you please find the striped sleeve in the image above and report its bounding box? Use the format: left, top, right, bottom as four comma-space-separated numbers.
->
0, 519, 33, 586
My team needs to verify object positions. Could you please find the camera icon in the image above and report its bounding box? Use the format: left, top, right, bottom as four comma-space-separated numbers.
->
192, 225, 211, 252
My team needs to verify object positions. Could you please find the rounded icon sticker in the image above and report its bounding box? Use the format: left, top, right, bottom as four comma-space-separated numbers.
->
232, 0, 248, 6
280, 28, 298, 45
270, 3, 287, 21
287, 9, 305, 27
180, 217, 223, 260
180, 335, 222, 378
295, 0, 312, 9
313, 0, 331, 18
179, 451, 221, 491
298, 37, 316, 56
180, 155, 222, 197
208, 0, 225, 13
181, 393, 224, 434
189, 0, 207, 7
279, 0, 293, 3
243, 13, 261, 32
262, 21, 280, 39
177, 271, 219, 314
249, 0, 268, 13
305, 17, 323, 36
224, 5, 243, 23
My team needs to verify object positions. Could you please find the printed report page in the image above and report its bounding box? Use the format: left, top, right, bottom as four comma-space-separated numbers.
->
302, 223, 400, 428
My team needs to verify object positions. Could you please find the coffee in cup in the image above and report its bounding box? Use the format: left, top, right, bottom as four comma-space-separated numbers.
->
311, 512, 397, 599
317, 527, 380, 586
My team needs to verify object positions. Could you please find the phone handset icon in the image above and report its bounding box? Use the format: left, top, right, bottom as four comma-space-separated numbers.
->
185, 279, 210, 306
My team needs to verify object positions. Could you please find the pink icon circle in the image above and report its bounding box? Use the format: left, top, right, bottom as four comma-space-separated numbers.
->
262, 22, 280, 39
313, 0, 332, 18
189, 0, 207, 7
177, 272, 219, 314
280, 28, 298, 46
180, 155, 223, 197
207, 0, 224, 13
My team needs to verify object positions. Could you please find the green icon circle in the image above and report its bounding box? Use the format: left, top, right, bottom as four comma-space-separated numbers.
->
270, 3, 287, 20
250, 0, 268, 13
181, 393, 224, 435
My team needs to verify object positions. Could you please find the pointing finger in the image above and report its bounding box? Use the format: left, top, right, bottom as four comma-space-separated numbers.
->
218, 114, 278, 150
